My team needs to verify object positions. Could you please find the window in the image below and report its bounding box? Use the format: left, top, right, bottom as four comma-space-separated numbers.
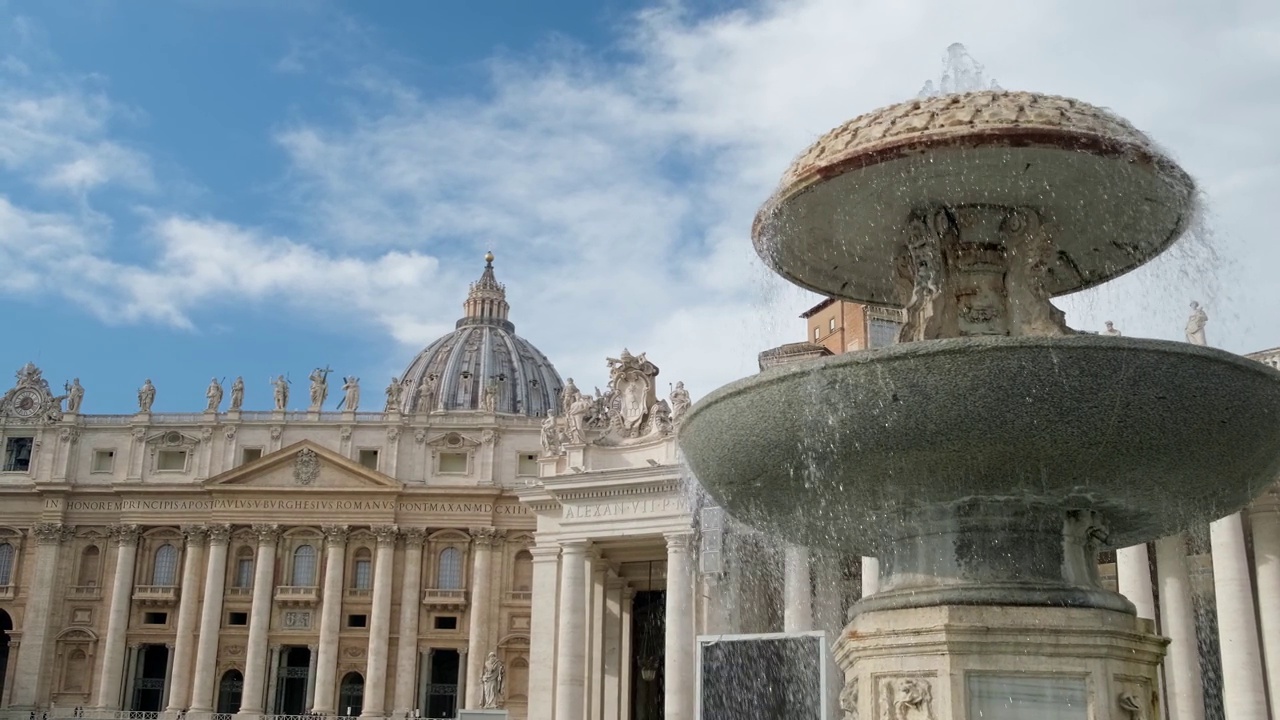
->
234, 549, 254, 588
153, 544, 178, 586
227, 611, 248, 626
347, 614, 368, 628
241, 447, 263, 465
868, 318, 902, 349
352, 548, 372, 590
517, 453, 538, 477
3, 437, 33, 472
63, 650, 88, 692
78, 546, 101, 586
813, 327, 820, 341
292, 545, 317, 586
0, 542, 14, 585
358, 449, 380, 470
434, 615, 458, 630
156, 450, 188, 471
829, 317, 836, 331
513, 551, 533, 592
143, 612, 168, 625
91, 450, 116, 473
436, 547, 463, 589
439, 452, 467, 474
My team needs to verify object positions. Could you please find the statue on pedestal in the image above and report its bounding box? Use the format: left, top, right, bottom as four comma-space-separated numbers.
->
64, 378, 84, 413
481, 382, 498, 412
561, 378, 581, 416
669, 381, 691, 420
205, 377, 224, 412
384, 378, 403, 412
1102, 321, 1122, 337
309, 366, 333, 411
480, 651, 506, 709
416, 374, 438, 413
137, 379, 156, 413
541, 413, 561, 455
229, 377, 245, 411
1186, 302, 1208, 346
272, 375, 290, 411
341, 376, 360, 412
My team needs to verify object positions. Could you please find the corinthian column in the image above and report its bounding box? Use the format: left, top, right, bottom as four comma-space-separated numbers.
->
664, 533, 695, 720
393, 528, 427, 716
10, 523, 74, 709
361, 524, 399, 719
238, 524, 281, 717
1154, 534, 1204, 720
166, 525, 209, 712
1249, 493, 1280, 718
527, 544, 561, 720
312, 524, 349, 715
95, 524, 141, 709
1210, 512, 1268, 720
554, 541, 589, 720
191, 525, 231, 712
465, 527, 504, 708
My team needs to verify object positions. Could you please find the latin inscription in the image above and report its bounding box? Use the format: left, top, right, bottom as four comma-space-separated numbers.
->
562, 497, 688, 520
59, 499, 530, 515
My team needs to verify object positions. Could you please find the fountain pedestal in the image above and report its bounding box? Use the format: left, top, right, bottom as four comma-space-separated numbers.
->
835, 605, 1165, 719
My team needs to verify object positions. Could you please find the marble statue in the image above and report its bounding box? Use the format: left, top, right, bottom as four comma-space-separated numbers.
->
272, 375, 290, 411
480, 651, 506, 709
1102, 321, 1122, 337
561, 378, 581, 416
205, 377, 224, 412
568, 395, 594, 444
481, 382, 497, 412
64, 378, 84, 413
1186, 301, 1208, 346
669, 381, 690, 420
229, 376, 245, 411
416, 374, 437, 413
309, 366, 333, 410
384, 378, 403, 412
541, 413, 560, 455
341, 376, 360, 411
137, 379, 155, 413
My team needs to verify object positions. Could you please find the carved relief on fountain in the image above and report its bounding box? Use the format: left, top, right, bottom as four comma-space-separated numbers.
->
878, 677, 934, 720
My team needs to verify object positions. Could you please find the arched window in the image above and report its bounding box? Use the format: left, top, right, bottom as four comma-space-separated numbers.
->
78, 546, 101, 586
352, 548, 372, 590
292, 545, 317, 586
153, 544, 178, 586
512, 551, 533, 592
62, 649, 88, 692
437, 547, 462, 589
234, 547, 254, 588
0, 543, 14, 586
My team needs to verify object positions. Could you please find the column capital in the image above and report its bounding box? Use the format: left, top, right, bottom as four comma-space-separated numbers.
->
401, 527, 428, 547
530, 545, 562, 560
106, 524, 140, 546
322, 524, 350, 546
560, 539, 591, 555
207, 524, 232, 545
372, 524, 399, 547
32, 522, 76, 545
182, 525, 210, 547
251, 523, 281, 545
664, 532, 694, 552
469, 526, 506, 547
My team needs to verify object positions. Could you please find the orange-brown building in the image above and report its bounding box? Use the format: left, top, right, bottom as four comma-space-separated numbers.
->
800, 299, 905, 354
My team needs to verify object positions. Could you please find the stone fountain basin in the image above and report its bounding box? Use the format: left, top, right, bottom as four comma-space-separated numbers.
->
679, 335, 1280, 552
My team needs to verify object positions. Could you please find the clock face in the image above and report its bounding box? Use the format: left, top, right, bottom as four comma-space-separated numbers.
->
10, 388, 43, 418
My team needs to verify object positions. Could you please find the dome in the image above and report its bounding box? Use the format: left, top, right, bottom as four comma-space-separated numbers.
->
398, 253, 564, 416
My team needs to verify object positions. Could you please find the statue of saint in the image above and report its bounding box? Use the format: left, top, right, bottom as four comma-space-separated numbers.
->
416, 374, 437, 413
272, 375, 290, 411
480, 652, 506, 709
341, 376, 360, 412
384, 377, 403, 411
1186, 302, 1208, 346
64, 378, 84, 414
1102, 321, 1122, 337
309, 366, 333, 410
229, 377, 245, 411
568, 395, 594, 444
669, 381, 691, 419
540, 413, 560, 455
138, 379, 156, 413
481, 382, 498, 412
561, 378, 581, 416
205, 377, 224, 412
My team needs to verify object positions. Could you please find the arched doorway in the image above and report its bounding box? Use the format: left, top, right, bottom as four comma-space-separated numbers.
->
274, 646, 312, 714
217, 669, 244, 714
338, 672, 364, 717
0, 609, 12, 706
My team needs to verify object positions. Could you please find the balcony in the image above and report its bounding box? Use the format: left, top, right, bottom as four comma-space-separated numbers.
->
0, 584, 14, 601
132, 585, 178, 605
506, 591, 532, 604
422, 588, 468, 610
69, 584, 102, 599
345, 587, 373, 600
226, 586, 253, 597
274, 585, 319, 607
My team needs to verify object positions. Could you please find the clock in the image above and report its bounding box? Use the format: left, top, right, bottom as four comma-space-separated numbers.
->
10, 388, 44, 418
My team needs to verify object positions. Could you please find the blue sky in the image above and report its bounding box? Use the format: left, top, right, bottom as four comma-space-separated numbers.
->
2, 0, 1279, 414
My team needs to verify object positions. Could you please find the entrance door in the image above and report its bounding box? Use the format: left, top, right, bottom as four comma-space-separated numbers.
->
131, 644, 170, 712
275, 646, 313, 714
217, 670, 244, 714
424, 649, 459, 719
338, 672, 364, 717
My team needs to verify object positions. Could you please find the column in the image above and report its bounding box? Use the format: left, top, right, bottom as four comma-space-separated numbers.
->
602, 577, 624, 720
528, 545, 561, 720
11, 523, 73, 709
783, 544, 812, 632
1155, 535, 1204, 720
619, 588, 634, 720
554, 541, 589, 720
1210, 512, 1268, 720
860, 556, 879, 597
1250, 496, 1280, 718
464, 527, 503, 709
166, 525, 209, 712
190, 525, 231, 711
237, 524, 280, 717
361, 524, 398, 718
812, 552, 845, 720
123, 644, 141, 710
664, 533, 695, 720
95, 524, 141, 709
1117, 543, 1156, 620
393, 529, 426, 716
313, 525, 349, 715
305, 644, 319, 712
161, 642, 176, 708
588, 559, 606, 720
265, 645, 282, 713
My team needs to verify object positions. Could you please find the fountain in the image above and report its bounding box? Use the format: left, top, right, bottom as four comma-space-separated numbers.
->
679, 90, 1280, 717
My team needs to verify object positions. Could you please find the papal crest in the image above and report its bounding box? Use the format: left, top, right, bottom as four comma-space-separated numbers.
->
294, 448, 320, 485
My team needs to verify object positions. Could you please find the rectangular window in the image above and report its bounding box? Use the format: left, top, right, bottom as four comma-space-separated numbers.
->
354, 559, 373, 590
241, 447, 263, 465
358, 449, 380, 470
91, 449, 116, 473
868, 318, 902, 349
813, 327, 820, 341
3, 437, 34, 472
227, 612, 248, 626
156, 449, 188, 471
434, 615, 458, 630
829, 317, 836, 331
348, 614, 368, 628
143, 612, 168, 626
516, 453, 538, 476
439, 452, 467, 474
235, 558, 254, 588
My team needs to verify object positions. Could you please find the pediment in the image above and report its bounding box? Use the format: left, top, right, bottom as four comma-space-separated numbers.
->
205, 440, 402, 490
146, 430, 201, 448
425, 431, 482, 450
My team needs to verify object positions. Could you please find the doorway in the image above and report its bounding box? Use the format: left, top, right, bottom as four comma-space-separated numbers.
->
0, 609, 11, 706
338, 672, 364, 717
130, 644, 170, 712
630, 590, 666, 720
423, 648, 460, 719
274, 646, 312, 714
217, 670, 244, 714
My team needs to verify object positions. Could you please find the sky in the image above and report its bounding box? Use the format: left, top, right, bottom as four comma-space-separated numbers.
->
1, 0, 1278, 414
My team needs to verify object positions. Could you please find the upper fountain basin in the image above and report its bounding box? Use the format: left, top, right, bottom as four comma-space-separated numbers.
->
754, 91, 1195, 306
678, 335, 1280, 551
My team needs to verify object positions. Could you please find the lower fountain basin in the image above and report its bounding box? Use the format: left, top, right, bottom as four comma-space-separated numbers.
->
679, 335, 1280, 552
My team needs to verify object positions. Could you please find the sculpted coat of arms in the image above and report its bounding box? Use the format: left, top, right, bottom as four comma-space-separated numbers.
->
542, 349, 677, 454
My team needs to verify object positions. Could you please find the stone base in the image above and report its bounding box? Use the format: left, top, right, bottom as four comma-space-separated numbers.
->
457, 711, 510, 720
832, 605, 1166, 720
